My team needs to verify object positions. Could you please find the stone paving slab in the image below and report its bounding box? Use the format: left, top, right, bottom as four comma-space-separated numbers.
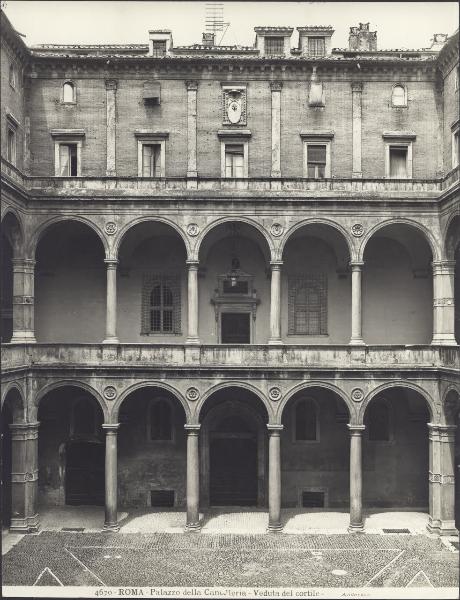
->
2, 531, 458, 589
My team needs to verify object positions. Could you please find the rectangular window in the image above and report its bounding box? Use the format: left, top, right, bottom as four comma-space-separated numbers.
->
265, 36, 284, 56
7, 127, 16, 165
142, 274, 181, 335
453, 130, 459, 169
308, 37, 325, 56
142, 144, 161, 177
151, 40, 167, 58
58, 143, 78, 176
288, 275, 327, 335
389, 146, 408, 178
307, 144, 327, 179
225, 144, 244, 178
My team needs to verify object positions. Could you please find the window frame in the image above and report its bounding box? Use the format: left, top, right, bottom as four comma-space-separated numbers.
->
300, 133, 333, 178
147, 396, 175, 443
452, 120, 459, 169
218, 131, 251, 178
292, 396, 320, 444
308, 37, 326, 57
135, 132, 168, 177
288, 274, 328, 336
391, 83, 407, 108
141, 273, 182, 336
51, 129, 85, 177
6, 121, 17, 165
61, 80, 76, 104
9, 63, 16, 89
264, 36, 285, 56
383, 133, 415, 179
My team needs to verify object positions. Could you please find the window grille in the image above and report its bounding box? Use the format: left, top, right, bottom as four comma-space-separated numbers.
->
295, 398, 318, 441
308, 37, 325, 56
141, 273, 181, 334
288, 274, 327, 335
265, 37, 284, 56
389, 146, 407, 177
150, 399, 173, 441
225, 144, 244, 177
142, 144, 161, 177
151, 40, 167, 57
307, 144, 327, 179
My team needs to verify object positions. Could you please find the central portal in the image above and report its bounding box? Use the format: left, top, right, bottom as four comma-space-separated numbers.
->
221, 312, 250, 344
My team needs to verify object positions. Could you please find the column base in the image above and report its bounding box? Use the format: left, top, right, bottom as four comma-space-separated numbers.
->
185, 337, 200, 345
267, 522, 283, 533
431, 336, 458, 346
185, 521, 201, 533
103, 522, 120, 533
10, 514, 40, 533
103, 337, 119, 345
106, 169, 117, 177
347, 522, 365, 534
352, 172, 363, 178
11, 332, 36, 343
427, 518, 458, 536
349, 338, 365, 346
268, 338, 283, 346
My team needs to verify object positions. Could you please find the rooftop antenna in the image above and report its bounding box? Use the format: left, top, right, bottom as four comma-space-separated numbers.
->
205, 3, 230, 45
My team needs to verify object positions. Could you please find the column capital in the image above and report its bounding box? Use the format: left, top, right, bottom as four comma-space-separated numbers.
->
431, 260, 456, 273
185, 80, 199, 91
186, 260, 200, 269
349, 260, 364, 269
102, 423, 120, 433
270, 260, 283, 269
347, 424, 366, 434
12, 257, 36, 268
105, 79, 118, 91
270, 81, 283, 91
184, 424, 201, 432
267, 424, 284, 432
10, 421, 40, 440
104, 258, 119, 268
351, 81, 363, 93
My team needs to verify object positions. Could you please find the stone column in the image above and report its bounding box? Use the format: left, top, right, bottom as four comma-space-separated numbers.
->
268, 261, 283, 345
427, 423, 457, 535
103, 259, 119, 344
270, 81, 283, 177
9, 422, 40, 533
105, 79, 118, 176
351, 82, 363, 178
348, 424, 365, 533
185, 80, 198, 178
103, 423, 120, 532
350, 261, 365, 345
186, 260, 200, 345
267, 424, 283, 532
431, 261, 457, 345
11, 258, 36, 343
185, 424, 201, 531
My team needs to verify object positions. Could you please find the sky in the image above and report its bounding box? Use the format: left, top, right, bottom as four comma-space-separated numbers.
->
2, 1, 459, 50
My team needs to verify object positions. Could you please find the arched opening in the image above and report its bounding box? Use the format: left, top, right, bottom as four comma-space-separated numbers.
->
362, 224, 433, 344
198, 222, 272, 344
117, 221, 187, 342
37, 386, 104, 508
199, 386, 269, 507
444, 389, 460, 530
1, 403, 13, 527
62, 81, 75, 103
391, 84, 407, 107
1, 212, 23, 343
281, 224, 352, 344
117, 386, 187, 509
445, 215, 460, 344
35, 221, 106, 342
280, 386, 350, 509
362, 387, 430, 510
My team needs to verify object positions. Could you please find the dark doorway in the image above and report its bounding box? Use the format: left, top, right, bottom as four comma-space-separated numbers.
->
221, 312, 250, 344
1, 406, 13, 527
65, 441, 104, 505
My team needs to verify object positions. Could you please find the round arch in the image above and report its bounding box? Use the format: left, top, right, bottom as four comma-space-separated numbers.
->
358, 218, 440, 262
195, 216, 275, 263
279, 218, 355, 262
277, 381, 353, 424
1, 382, 25, 422
444, 212, 460, 261
33, 380, 108, 422
114, 216, 190, 259
359, 381, 435, 424
112, 381, 190, 424
1, 208, 25, 256
195, 381, 272, 424
28, 216, 108, 260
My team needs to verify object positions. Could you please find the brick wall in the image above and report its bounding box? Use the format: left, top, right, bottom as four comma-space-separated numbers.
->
443, 61, 459, 172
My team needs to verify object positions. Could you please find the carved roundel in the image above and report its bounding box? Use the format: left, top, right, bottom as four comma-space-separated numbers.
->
270, 223, 284, 237
269, 387, 282, 402
351, 223, 364, 237
186, 387, 200, 402
105, 221, 118, 235
186, 223, 200, 237
351, 388, 364, 402
24, 472, 34, 481
103, 385, 117, 401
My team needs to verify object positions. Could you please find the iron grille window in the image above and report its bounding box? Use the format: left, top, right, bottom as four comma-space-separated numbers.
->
295, 398, 318, 441
151, 40, 167, 57
142, 274, 181, 334
265, 36, 284, 56
288, 274, 327, 335
150, 399, 173, 441
307, 144, 327, 179
308, 37, 326, 56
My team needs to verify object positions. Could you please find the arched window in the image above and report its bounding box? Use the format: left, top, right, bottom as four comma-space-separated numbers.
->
63, 81, 75, 103
141, 274, 181, 335
391, 84, 406, 107
9, 64, 16, 88
149, 398, 173, 441
294, 397, 318, 441
368, 400, 390, 441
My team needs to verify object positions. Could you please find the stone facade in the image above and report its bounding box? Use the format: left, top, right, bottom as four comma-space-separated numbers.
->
1, 10, 459, 536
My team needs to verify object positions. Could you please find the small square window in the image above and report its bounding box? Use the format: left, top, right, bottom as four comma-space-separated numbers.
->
308, 37, 325, 56
151, 40, 167, 58
265, 37, 284, 56
389, 146, 408, 178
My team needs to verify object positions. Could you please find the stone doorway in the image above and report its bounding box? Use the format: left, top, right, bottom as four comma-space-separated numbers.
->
221, 312, 250, 344
65, 441, 104, 506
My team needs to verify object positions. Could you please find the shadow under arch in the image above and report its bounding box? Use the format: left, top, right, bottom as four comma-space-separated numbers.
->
1, 208, 25, 255
33, 380, 108, 422
28, 215, 109, 260
359, 381, 435, 424
113, 216, 191, 259
112, 381, 190, 424
279, 218, 354, 263
195, 216, 275, 263
1, 383, 25, 423
277, 381, 352, 424
444, 213, 460, 261
357, 218, 440, 263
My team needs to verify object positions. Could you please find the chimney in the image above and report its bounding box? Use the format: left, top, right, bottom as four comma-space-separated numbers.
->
348, 22, 377, 51
202, 32, 215, 46
429, 33, 448, 50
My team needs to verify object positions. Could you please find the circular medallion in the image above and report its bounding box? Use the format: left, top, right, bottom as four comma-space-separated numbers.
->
186, 387, 200, 402
351, 388, 364, 402
186, 223, 200, 237
269, 387, 282, 402
270, 223, 284, 237
105, 221, 118, 235
103, 385, 117, 401
25, 472, 34, 481
351, 223, 364, 238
